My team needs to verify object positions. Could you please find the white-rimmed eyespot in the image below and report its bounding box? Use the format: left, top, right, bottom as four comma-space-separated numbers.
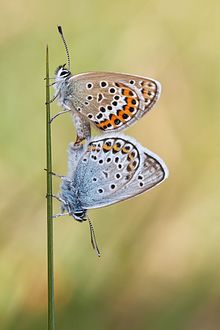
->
51, 133, 169, 256
51, 26, 162, 144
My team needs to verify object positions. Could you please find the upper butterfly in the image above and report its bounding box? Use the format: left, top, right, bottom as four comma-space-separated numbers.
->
52, 26, 161, 143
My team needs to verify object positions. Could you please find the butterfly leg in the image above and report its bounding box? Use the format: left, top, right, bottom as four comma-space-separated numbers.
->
46, 193, 66, 204
44, 168, 63, 178
44, 169, 72, 183
71, 113, 91, 145
53, 212, 69, 219
46, 194, 71, 218
45, 91, 59, 105
49, 109, 71, 124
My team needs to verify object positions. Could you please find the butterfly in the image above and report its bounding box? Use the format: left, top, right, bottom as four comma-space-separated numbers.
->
52, 134, 169, 256
51, 26, 161, 144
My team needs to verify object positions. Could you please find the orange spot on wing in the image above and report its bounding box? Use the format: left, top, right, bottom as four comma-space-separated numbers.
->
96, 117, 118, 129
122, 88, 131, 97
122, 147, 130, 154
115, 110, 126, 123
103, 144, 112, 151
95, 95, 139, 130
123, 104, 137, 117
126, 97, 135, 107
112, 144, 121, 152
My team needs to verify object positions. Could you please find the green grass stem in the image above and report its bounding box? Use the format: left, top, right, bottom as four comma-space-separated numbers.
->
45, 45, 55, 330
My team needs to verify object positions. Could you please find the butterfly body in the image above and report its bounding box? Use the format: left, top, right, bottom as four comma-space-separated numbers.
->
60, 180, 86, 221
54, 67, 161, 141
59, 134, 168, 221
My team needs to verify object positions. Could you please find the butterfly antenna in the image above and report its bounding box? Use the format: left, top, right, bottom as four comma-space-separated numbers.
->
57, 25, 71, 70
87, 216, 101, 257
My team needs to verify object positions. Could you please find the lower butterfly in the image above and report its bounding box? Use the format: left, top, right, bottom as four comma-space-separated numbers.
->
51, 26, 161, 144
51, 134, 169, 256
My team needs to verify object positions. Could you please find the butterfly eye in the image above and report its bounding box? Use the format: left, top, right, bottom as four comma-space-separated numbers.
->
59, 69, 70, 77
74, 211, 85, 219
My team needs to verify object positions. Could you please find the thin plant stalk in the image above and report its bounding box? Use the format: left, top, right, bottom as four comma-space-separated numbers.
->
45, 45, 55, 330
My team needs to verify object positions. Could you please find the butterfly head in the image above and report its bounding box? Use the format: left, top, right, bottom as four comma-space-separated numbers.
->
55, 64, 71, 81
60, 179, 87, 222
56, 26, 72, 82
72, 210, 87, 221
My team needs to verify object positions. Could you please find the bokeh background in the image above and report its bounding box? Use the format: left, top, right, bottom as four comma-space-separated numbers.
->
1, 0, 220, 329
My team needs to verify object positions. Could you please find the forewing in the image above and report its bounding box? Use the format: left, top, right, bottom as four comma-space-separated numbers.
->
70, 72, 161, 132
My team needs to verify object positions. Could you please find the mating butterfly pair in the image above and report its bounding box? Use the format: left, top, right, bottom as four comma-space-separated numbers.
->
50, 26, 168, 256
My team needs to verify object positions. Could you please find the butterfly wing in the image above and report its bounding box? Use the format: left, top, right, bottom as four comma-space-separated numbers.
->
70, 134, 168, 209
69, 72, 161, 132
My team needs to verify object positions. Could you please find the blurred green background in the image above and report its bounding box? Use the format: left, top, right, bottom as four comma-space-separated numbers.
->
0, 0, 220, 329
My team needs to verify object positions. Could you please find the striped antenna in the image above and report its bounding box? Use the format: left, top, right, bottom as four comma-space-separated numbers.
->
57, 25, 71, 70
